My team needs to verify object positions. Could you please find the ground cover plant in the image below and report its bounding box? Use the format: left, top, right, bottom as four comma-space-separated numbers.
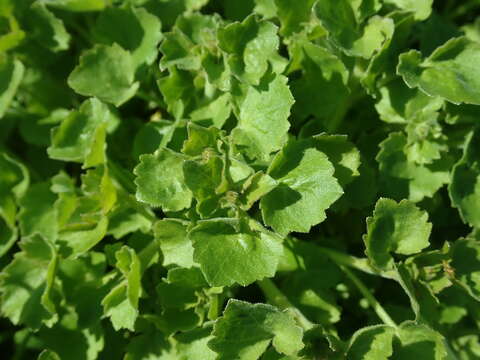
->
1, 0, 480, 359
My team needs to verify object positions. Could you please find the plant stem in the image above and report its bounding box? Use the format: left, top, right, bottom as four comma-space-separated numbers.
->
340, 266, 397, 328
208, 294, 219, 320
317, 246, 397, 280
257, 278, 315, 331
12, 331, 31, 360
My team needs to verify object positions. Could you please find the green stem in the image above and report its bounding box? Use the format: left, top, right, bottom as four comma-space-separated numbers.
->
340, 266, 397, 328
208, 294, 219, 320
257, 278, 315, 331
317, 246, 397, 280
138, 239, 159, 273
12, 331, 31, 360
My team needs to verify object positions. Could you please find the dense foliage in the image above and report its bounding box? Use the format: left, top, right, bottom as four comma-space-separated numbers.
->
1, 0, 480, 359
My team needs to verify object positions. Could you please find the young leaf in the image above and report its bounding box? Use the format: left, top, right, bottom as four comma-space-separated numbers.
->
364, 198, 432, 270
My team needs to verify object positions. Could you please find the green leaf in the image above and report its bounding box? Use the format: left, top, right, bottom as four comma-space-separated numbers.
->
107, 201, 152, 240
375, 77, 443, 125
393, 322, 450, 359
159, 13, 220, 71
182, 123, 222, 156
0, 153, 29, 256
280, 241, 342, 325
18, 182, 58, 242
189, 219, 283, 286
134, 148, 193, 212
254, 0, 277, 19
37, 315, 104, 360
451, 237, 480, 301
172, 327, 217, 360
116, 246, 142, 309
102, 246, 142, 331
260, 139, 343, 235
397, 37, 480, 105
39, 0, 108, 12
218, 15, 285, 85
240, 171, 277, 210
0, 152, 29, 199
364, 198, 432, 270
68, 44, 139, 106
231, 75, 294, 161
0, 235, 58, 329
29, 1, 70, 52
312, 134, 361, 187
53, 168, 113, 257
157, 266, 207, 310
47, 98, 117, 168
314, 0, 393, 58
274, 0, 316, 36
154, 219, 194, 268
124, 331, 169, 360
38, 350, 61, 360
208, 299, 304, 359
189, 93, 232, 128
58, 217, 108, 258
183, 154, 225, 217
376, 132, 450, 202
0, 55, 24, 119
347, 322, 450, 359
449, 129, 480, 228
346, 325, 395, 360
290, 41, 350, 130
133, 120, 175, 159
384, 0, 433, 20
94, 6, 162, 69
